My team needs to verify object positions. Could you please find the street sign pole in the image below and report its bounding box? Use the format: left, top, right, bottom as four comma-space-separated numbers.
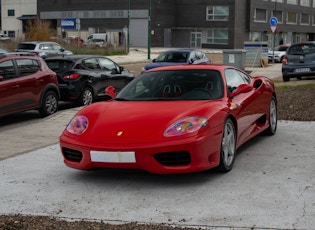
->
270, 15, 278, 63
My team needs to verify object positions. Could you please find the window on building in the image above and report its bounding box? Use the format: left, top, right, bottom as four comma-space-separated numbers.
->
272, 10, 283, 23
7, 31, 15, 37
254, 8, 267, 22
206, 6, 229, 21
312, 15, 315, 25
300, 0, 310, 6
300, 13, 310, 25
206, 28, 228, 44
287, 0, 297, 4
287, 12, 297, 24
271, 0, 284, 2
249, 32, 263, 41
8, 9, 15, 16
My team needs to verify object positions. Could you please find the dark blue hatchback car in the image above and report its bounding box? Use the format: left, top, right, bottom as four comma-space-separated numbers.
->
141, 49, 210, 73
45, 55, 135, 105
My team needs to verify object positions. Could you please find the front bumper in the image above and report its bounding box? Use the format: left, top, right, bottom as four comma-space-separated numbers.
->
59, 130, 223, 174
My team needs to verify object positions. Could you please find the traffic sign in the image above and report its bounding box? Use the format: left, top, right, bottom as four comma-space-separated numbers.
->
270, 25, 278, 34
269, 17, 278, 26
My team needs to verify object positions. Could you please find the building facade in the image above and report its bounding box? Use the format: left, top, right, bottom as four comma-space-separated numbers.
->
1, 0, 37, 39
1, 0, 315, 48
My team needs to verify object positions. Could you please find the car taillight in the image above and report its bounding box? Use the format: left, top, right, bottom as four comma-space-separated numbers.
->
32, 52, 39, 56
282, 56, 288, 65
63, 73, 81, 80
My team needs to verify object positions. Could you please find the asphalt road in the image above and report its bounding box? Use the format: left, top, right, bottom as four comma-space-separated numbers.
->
1, 52, 315, 229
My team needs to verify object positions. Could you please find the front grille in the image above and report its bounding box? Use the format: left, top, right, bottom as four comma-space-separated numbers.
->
153, 151, 191, 166
62, 147, 83, 162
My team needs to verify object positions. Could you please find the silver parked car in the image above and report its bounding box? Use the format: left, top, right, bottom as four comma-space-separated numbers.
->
282, 42, 315, 82
15, 41, 73, 59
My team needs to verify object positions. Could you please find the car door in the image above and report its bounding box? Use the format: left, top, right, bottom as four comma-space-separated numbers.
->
51, 43, 65, 56
98, 57, 126, 93
15, 58, 43, 109
225, 68, 261, 144
0, 59, 20, 115
80, 57, 104, 96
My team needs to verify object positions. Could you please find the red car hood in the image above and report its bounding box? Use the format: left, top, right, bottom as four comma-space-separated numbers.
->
81, 100, 221, 139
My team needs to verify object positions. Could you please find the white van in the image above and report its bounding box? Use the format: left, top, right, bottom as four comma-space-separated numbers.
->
86, 33, 107, 43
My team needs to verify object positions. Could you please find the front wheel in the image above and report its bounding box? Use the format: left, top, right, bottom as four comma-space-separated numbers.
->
263, 96, 277, 135
217, 118, 236, 173
79, 87, 93, 106
38, 91, 58, 117
282, 75, 290, 82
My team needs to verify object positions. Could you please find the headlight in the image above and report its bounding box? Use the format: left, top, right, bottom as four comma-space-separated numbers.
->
164, 116, 208, 137
66, 115, 89, 135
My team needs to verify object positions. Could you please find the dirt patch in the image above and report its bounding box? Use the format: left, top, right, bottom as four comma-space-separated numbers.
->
276, 84, 315, 121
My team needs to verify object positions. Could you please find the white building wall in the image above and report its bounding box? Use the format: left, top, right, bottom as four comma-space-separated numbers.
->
1, 0, 37, 39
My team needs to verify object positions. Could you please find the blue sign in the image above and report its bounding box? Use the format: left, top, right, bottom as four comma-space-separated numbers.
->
61, 18, 76, 29
269, 17, 278, 26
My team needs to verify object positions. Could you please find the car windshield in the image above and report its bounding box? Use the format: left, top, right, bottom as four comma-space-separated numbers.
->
154, 52, 189, 63
17, 43, 36, 50
288, 43, 315, 55
45, 60, 74, 71
115, 69, 224, 101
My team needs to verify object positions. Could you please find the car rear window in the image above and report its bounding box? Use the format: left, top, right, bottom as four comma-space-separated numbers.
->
45, 60, 74, 71
17, 43, 36, 50
288, 43, 315, 55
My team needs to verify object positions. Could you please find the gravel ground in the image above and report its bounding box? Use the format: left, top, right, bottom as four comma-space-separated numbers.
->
1, 65, 314, 229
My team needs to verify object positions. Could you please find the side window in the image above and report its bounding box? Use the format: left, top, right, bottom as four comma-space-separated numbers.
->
195, 51, 203, 60
16, 59, 40, 77
190, 52, 197, 61
238, 70, 251, 84
82, 58, 101, 70
0, 60, 15, 80
52, 43, 62, 51
224, 68, 247, 92
39, 43, 52, 50
98, 58, 117, 71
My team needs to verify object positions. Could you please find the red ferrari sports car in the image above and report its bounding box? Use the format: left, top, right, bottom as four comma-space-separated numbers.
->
59, 64, 277, 174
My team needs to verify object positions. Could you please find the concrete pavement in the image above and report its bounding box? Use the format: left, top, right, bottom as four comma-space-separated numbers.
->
0, 48, 314, 229
1, 121, 314, 229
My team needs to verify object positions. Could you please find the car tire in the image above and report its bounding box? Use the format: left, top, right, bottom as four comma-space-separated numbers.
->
283, 75, 290, 82
297, 76, 302, 80
38, 91, 58, 117
80, 87, 93, 106
263, 96, 277, 136
217, 118, 236, 173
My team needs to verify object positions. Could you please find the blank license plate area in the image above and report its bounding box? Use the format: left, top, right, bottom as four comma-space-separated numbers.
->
90, 150, 136, 163
295, 68, 310, 73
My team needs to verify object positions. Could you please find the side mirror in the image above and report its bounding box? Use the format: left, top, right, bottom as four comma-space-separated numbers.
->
152, 58, 156, 63
104, 86, 117, 99
111, 68, 118, 74
230, 84, 253, 98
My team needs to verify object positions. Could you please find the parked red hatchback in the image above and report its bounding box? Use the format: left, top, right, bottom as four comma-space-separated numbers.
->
0, 53, 60, 117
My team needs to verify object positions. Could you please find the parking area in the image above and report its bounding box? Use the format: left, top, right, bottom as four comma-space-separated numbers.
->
0, 48, 314, 229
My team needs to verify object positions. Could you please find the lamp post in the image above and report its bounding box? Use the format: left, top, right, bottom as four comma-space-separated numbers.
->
148, 0, 151, 60
127, 0, 130, 53
273, 0, 277, 63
